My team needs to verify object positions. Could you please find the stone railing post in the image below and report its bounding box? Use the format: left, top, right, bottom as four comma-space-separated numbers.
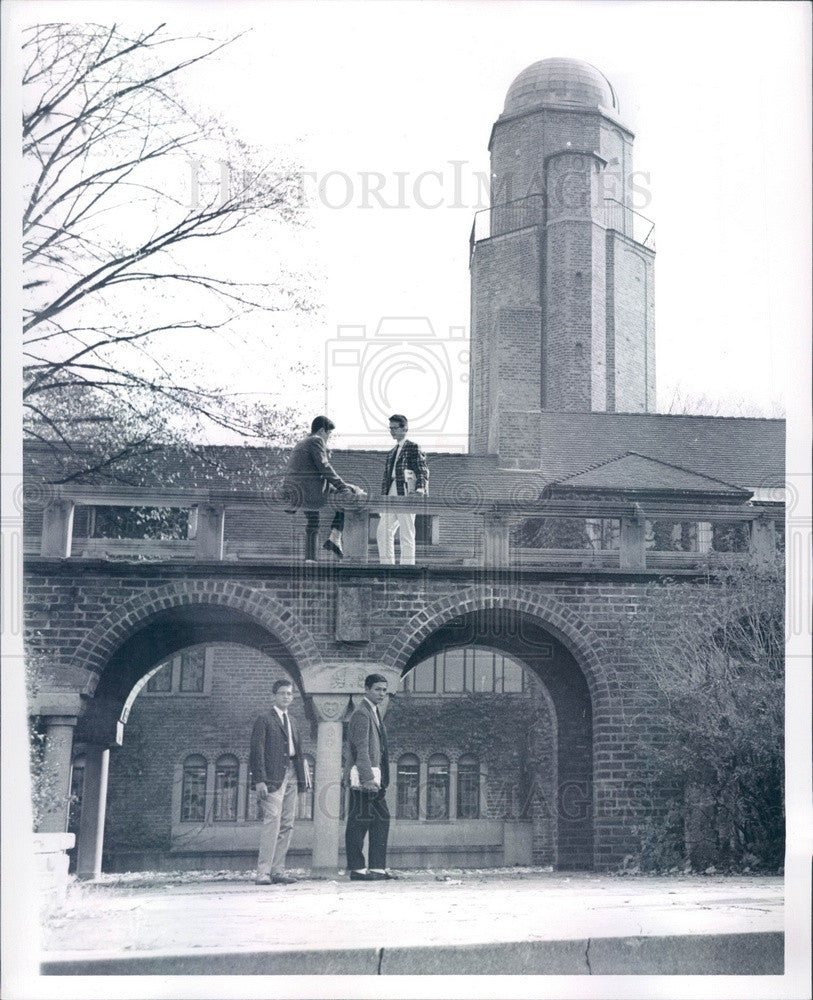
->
194, 504, 225, 560
483, 512, 510, 567
342, 508, 369, 563
749, 516, 777, 567
40, 500, 75, 558
620, 514, 646, 570
310, 695, 349, 875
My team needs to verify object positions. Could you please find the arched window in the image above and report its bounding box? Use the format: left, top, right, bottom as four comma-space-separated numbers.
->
457, 755, 480, 819
426, 754, 450, 820
180, 754, 207, 822
296, 755, 315, 821
396, 754, 420, 820
213, 754, 239, 821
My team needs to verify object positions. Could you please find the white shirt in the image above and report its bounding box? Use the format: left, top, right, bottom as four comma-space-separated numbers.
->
273, 706, 296, 756
363, 696, 382, 729
389, 439, 407, 485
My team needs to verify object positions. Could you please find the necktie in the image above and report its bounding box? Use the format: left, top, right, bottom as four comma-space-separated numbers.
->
283, 712, 292, 754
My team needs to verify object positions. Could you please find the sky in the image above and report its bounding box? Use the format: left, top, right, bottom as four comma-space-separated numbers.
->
5, 0, 812, 453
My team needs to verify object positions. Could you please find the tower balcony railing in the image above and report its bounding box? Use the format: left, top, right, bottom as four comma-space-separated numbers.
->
469, 194, 546, 259
27, 485, 782, 573
469, 195, 655, 261
604, 198, 656, 250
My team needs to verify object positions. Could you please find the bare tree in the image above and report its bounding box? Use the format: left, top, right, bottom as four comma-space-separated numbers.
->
22, 22, 312, 483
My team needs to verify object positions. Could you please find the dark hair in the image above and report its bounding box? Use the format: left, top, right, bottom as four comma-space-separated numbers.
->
272, 679, 294, 694
388, 414, 408, 429
311, 415, 336, 434
364, 673, 387, 690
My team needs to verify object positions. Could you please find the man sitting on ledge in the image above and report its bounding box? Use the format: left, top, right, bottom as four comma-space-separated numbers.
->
283, 416, 365, 562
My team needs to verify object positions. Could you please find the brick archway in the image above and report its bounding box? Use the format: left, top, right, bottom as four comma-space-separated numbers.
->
383, 585, 617, 709
71, 580, 323, 695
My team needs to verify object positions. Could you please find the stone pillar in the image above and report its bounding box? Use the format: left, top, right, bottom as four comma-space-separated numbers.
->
750, 517, 777, 567
342, 509, 369, 563
75, 746, 110, 879
40, 500, 75, 558
620, 516, 647, 570
194, 504, 225, 560
39, 716, 78, 833
483, 512, 510, 567
310, 696, 348, 875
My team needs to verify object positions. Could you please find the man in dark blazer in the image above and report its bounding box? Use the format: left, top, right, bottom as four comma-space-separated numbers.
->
376, 414, 429, 565
283, 415, 365, 562
344, 673, 399, 881
249, 679, 310, 885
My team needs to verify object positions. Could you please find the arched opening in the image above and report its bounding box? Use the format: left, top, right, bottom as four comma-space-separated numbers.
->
72, 603, 316, 873
393, 607, 594, 870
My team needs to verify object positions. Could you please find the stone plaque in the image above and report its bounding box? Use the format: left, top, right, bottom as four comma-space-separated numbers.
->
336, 585, 371, 642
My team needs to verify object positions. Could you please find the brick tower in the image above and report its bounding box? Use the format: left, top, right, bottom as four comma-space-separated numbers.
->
469, 57, 656, 455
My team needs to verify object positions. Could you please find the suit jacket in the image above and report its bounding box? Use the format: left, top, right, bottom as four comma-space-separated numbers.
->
345, 698, 390, 789
249, 709, 307, 792
283, 434, 349, 510
381, 439, 429, 496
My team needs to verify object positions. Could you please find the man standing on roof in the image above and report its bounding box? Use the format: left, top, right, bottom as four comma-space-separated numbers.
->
283, 416, 366, 562
376, 414, 428, 566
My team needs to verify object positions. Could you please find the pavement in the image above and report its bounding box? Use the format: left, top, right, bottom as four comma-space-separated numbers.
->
40, 868, 784, 976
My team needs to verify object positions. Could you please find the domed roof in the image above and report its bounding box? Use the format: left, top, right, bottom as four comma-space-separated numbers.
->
504, 58, 618, 115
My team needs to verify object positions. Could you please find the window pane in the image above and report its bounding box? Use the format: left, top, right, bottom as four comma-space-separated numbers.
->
426, 755, 449, 820
181, 757, 207, 822
472, 649, 495, 692
397, 756, 420, 820
213, 756, 238, 822
180, 649, 206, 692
457, 757, 480, 818
146, 662, 172, 692
443, 649, 465, 692
501, 656, 524, 693
412, 657, 436, 693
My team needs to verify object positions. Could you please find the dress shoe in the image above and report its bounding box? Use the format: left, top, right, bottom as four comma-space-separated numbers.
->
348, 870, 373, 881
271, 873, 298, 885
323, 538, 343, 558
365, 870, 390, 880
255, 873, 272, 885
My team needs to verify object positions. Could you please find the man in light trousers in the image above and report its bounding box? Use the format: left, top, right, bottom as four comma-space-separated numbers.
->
376, 414, 429, 565
249, 679, 310, 885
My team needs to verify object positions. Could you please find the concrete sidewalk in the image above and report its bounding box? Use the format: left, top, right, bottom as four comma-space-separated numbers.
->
41, 870, 784, 976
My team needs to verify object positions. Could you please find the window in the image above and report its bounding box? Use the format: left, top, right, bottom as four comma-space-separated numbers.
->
426, 754, 450, 820
179, 648, 206, 692
457, 756, 480, 818
404, 650, 528, 695
443, 649, 465, 692
296, 755, 315, 821
146, 662, 172, 693
471, 648, 495, 692
499, 655, 524, 693
180, 755, 207, 822
411, 658, 435, 693
396, 754, 420, 820
213, 755, 239, 821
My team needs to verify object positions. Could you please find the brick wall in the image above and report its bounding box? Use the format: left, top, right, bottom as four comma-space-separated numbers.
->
25, 560, 704, 868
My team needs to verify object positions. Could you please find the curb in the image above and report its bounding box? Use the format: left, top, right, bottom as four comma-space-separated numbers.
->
42, 931, 783, 976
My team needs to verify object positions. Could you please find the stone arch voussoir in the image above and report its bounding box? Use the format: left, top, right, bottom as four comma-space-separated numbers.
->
71, 580, 322, 695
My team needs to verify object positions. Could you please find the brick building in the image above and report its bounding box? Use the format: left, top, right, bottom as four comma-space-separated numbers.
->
25, 58, 784, 876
